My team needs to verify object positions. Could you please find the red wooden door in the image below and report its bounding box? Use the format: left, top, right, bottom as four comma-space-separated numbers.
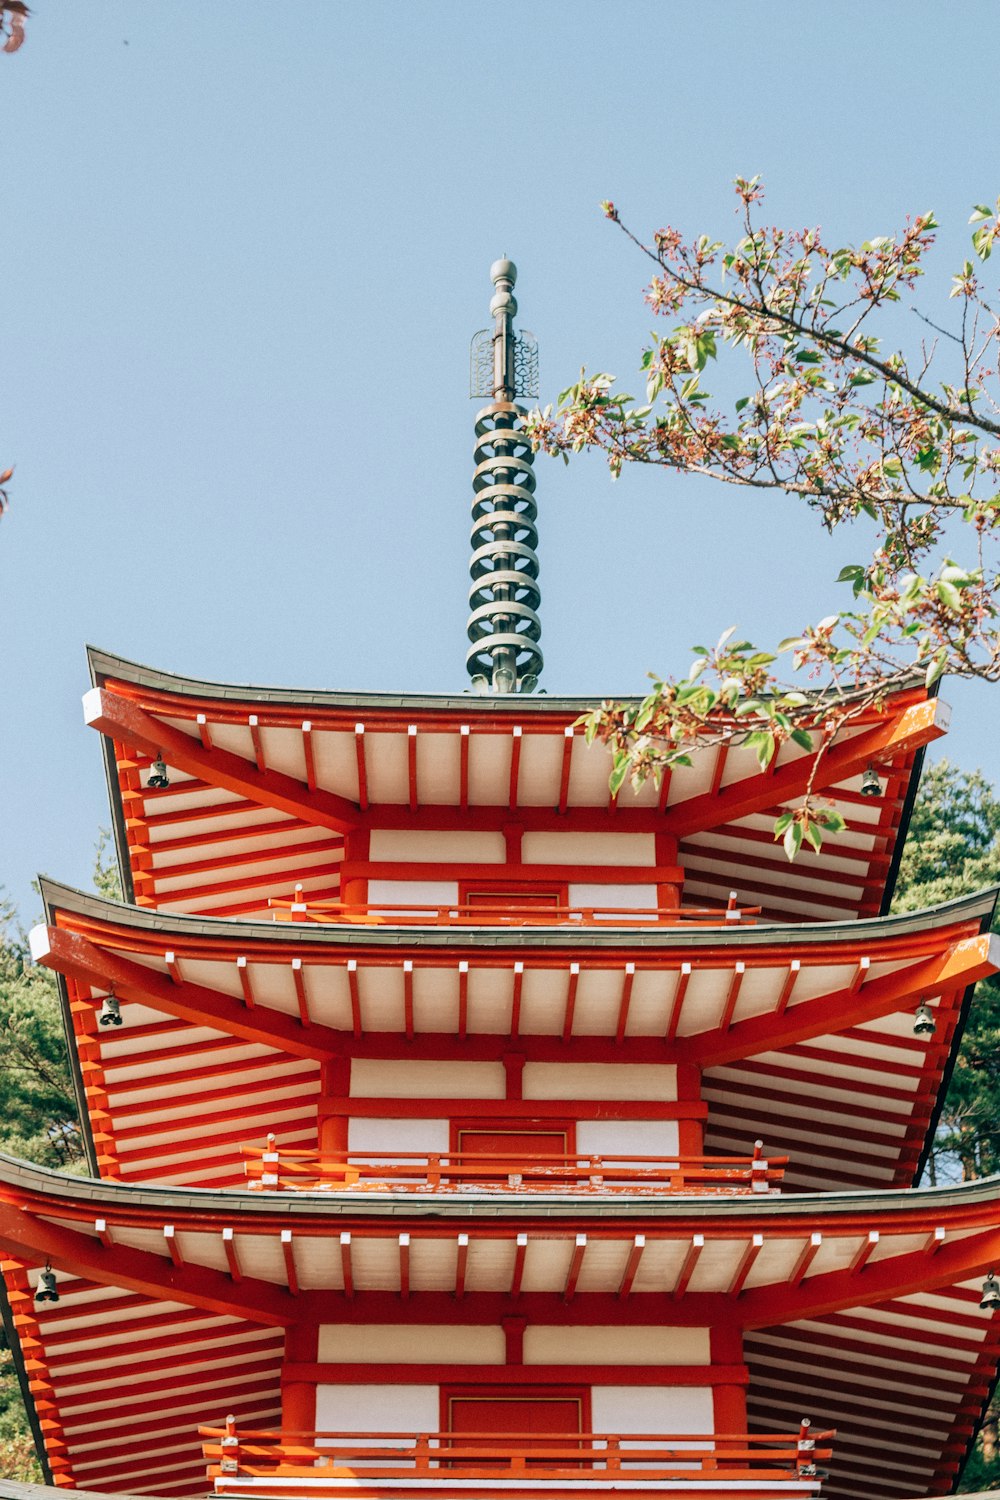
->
453, 1127, 570, 1185
446, 1391, 585, 1467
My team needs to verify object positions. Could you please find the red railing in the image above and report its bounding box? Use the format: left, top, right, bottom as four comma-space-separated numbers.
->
242, 1136, 786, 1195
268, 892, 760, 929
202, 1419, 832, 1486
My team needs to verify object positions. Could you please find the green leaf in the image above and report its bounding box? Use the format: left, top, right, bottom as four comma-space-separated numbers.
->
773, 811, 794, 835
936, 580, 962, 611
608, 754, 631, 798
735, 396, 750, 413
790, 727, 813, 751
782, 820, 803, 861
803, 820, 824, 855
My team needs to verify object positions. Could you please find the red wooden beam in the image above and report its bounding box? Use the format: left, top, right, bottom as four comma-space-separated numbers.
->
511, 962, 523, 1038
773, 960, 800, 1019
340, 1233, 353, 1298
165, 950, 182, 985
719, 963, 746, 1033
455, 1234, 469, 1298
741, 1222, 1000, 1329
667, 697, 948, 838
849, 1230, 879, 1275
666, 963, 691, 1042
354, 724, 368, 812
617, 1235, 645, 1298
292, 960, 309, 1025
85, 686, 361, 833
557, 727, 573, 814
302, 721, 316, 792
673, 1234, 704, 1298
33, 927, 335, 1062
403, 961, 414, 1041
458, 962, 469, 1041
236, 957, 255, 1009
281, 1230, 298, 1296
347, 960, 361, 1039
562, 964, 580, 1041
689, 934, 998, 1068
197, 713, 213, 751
407, 725, 418, 812
511, 1233, 528, 1297
729, 1234, 764, 1296
459, 725, 470, 811
399, 1233, 410, 1298
509, 726, 522, 810
615, 964, 635, 1044
94, 1218, 113, 1251
163, 1225, 183, 1268
0, 1199, 291, 1326
222, 1228, 242, 1282
789, 1233, 821, 1288
248, 715, 266, 773
564, 1234, 587, 1301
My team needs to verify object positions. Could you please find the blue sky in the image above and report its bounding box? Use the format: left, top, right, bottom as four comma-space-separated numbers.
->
2, 1, 999, 920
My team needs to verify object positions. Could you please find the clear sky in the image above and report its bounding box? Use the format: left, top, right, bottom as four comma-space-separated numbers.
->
2, 1, 999, 921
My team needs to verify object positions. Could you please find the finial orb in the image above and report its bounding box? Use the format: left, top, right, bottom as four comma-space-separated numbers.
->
490, 289, 517, 319
490, 257, 517, 286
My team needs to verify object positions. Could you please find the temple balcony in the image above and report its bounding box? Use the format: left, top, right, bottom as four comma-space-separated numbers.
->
202, 1419, 833, 1498
242, 1137, 786, 1195
268, 894, 761, 929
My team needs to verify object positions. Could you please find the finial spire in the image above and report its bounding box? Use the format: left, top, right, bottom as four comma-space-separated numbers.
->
466, 259, 543, 695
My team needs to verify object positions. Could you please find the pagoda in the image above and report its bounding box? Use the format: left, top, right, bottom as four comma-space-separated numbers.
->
2, 260, 1000, 1500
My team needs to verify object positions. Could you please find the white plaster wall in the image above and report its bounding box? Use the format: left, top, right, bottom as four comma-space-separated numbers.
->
348, 1117, 450, 1155
525, 1327, 710, 1365
351, 1059, 505, 1098
591, 1386, 714, 1447
367, 880, 459, 907
569, 884, 659, 911
576, 1119, 680, 1159
370, 830, 506, 863
319, 1325, 504, 1363
523, 1062, 677, 1101
522, 833, 656, 867
315, 1384, 438, 1453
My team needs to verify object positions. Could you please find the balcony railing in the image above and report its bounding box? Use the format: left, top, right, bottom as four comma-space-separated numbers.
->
242, 1137, 786, 1195
268, 893, 761, 928
202, 1420, 832, 1488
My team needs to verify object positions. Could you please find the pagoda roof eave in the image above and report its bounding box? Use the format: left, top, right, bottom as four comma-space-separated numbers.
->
36, 875, 1000, 953
88, 644, 927, 717
3, 1147, 1000, 1224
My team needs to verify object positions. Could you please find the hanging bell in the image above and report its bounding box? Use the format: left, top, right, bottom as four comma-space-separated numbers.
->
35, 1266, 59, 1304
860, 764, 881, 797
981, 1273, 1000, 1311
147, 756, 170, 790
99, 993, 122, 1028
913, 1002, 936, 1038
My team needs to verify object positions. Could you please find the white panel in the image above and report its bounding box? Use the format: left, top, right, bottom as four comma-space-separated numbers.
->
523, 1063, 677, 1101
525, 1327, 710, 1365
319, 1325, 504, 1364
523, 832, 656, 867
348, 1118, 450, 1153
569, 884, 659, 912
350, 1059, 505, 1099
591, 1385, 714, 1440
576, 1120, 679, 1159
370, 830, 506, 863
367, 881, 459, 907
315, 1383, 438, 1437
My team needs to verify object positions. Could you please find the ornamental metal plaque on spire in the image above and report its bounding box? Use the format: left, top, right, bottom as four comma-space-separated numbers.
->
466, 259, 543, 695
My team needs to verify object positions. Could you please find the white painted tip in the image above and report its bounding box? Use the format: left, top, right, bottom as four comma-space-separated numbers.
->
28, 924, 51, 965
82, 686, 103, 726
935, 698, 952, 730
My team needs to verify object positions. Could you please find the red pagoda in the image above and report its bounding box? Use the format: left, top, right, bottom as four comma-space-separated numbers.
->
2, 259, 1000, 1500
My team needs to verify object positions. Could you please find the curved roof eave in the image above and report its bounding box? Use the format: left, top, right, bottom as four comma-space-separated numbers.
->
37, 874, 1000, 953
2, 1147, 999, 1224
86, 643, 929, 717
